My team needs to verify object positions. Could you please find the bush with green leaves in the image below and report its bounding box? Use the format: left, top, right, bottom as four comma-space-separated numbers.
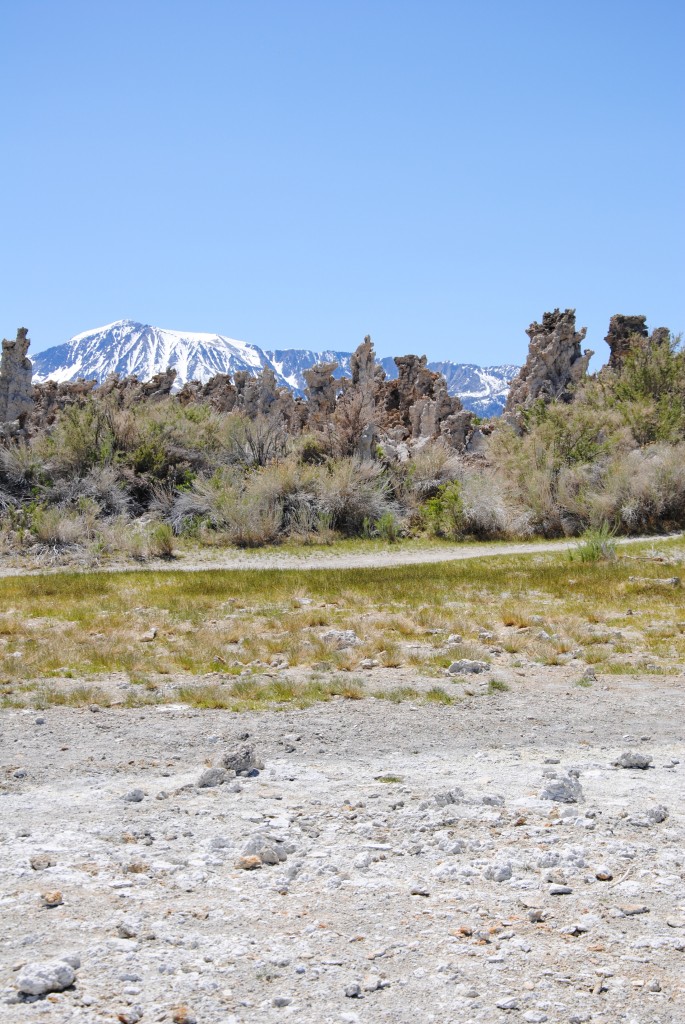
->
421, 480, 464, 539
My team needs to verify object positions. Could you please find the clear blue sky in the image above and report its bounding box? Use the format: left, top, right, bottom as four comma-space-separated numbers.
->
2, 0, 683, 366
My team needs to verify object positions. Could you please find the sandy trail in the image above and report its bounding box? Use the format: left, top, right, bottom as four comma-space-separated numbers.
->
0, 533, 679, 579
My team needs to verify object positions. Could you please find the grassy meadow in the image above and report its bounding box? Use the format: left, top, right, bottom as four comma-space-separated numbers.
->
0, 533, 682, 711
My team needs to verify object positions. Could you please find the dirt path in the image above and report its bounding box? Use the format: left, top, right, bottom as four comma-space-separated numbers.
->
0, 533, 680, 579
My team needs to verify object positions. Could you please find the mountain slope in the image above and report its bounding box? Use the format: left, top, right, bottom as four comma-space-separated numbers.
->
31, 320, 519, 416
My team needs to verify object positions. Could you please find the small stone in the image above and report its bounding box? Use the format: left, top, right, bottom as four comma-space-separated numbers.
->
614, 751, 653, 769
647, 978, 661, 992
235, 855, 262, 871
447, 659, 488, 675
41, 890, 63, 908
539, 775, 583, 804
35, 717, 45, 725
171, 1007, 196, 1024
620, 904, 649, 916
122, 788, 144, 803
496, 998, 520, 1010
484, 862, 512, 882
409, 882, 430, 897
272, 996, 292, 1008
595, 868, 613, 881
666, 917, 685, 928
139, 628, 157, 642
344, 983, 362, 998
17, 960, 75, 995
197, 767, 228, 789
221, 743, 264, 775
523, 1013, 548, 1023
362, 974, 388, 991
629, 804, 669, 827
30, 855, 56, 871
321, 629, 362, 649
12, 769, 26, 779
549, 884, 572, 895
359, 659, 378, 670
528, 909, 545, 922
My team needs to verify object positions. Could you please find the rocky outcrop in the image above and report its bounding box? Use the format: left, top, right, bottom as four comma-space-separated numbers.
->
303, 361, 339, 433
0, 328, 33, 423
605, 315, 669, 370
31, 379, 98, 426
380, 354, 473, 447
605, 315, 649, 370
505, 309, 592, 413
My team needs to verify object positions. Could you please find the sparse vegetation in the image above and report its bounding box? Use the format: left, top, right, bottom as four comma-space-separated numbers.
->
0, 535, 681, 708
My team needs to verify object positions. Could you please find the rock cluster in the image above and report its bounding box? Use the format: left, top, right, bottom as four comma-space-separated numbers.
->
505, 309, 593, 414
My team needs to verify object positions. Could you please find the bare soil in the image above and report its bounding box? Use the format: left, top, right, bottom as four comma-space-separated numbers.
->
1, 667, 684, 1023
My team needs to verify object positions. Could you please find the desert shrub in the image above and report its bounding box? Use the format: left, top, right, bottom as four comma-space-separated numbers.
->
41, 399, 119, 475
616, 444, 685, 532
149, 522, 175, 558
399, 443, 461, 505
317, 458, 394, 535
375, 511, 402, 542
458, 468, 512, 538
422, 480, 464, 539
0, 441, 46, 489
298, 435, 329, 465
222, 414, 288, 467
611, 333, 685, 444
30, 503, 99, 546
45, 465, 131, 517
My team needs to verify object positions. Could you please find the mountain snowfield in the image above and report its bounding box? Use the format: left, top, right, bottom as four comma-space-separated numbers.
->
31, 319, 519, 416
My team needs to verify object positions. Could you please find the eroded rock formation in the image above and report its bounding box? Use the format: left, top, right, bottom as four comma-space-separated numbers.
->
505, 309, 592, 413
380, 354, 473, 448
0, 328, 33, 423
303, 361, 339, 433
605, 315, 669, 370
605, 315, 649, 370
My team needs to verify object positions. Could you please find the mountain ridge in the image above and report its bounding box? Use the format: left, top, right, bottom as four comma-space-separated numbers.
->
31, 319, 519, 416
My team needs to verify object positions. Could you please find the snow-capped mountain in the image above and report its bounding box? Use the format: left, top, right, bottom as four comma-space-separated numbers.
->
32, 320, 273, 387
31, 320, 519, 417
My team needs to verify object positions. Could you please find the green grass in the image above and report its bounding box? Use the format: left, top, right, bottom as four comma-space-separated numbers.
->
487, 679, 510, 693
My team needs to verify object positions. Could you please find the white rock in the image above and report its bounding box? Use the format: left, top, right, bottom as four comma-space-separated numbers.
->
17, 961, 75, 996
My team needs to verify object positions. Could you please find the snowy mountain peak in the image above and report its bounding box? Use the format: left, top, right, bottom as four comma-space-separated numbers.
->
31, 321, 519, 416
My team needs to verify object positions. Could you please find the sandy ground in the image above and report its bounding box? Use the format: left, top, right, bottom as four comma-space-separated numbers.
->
1, 668, 684, 1023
